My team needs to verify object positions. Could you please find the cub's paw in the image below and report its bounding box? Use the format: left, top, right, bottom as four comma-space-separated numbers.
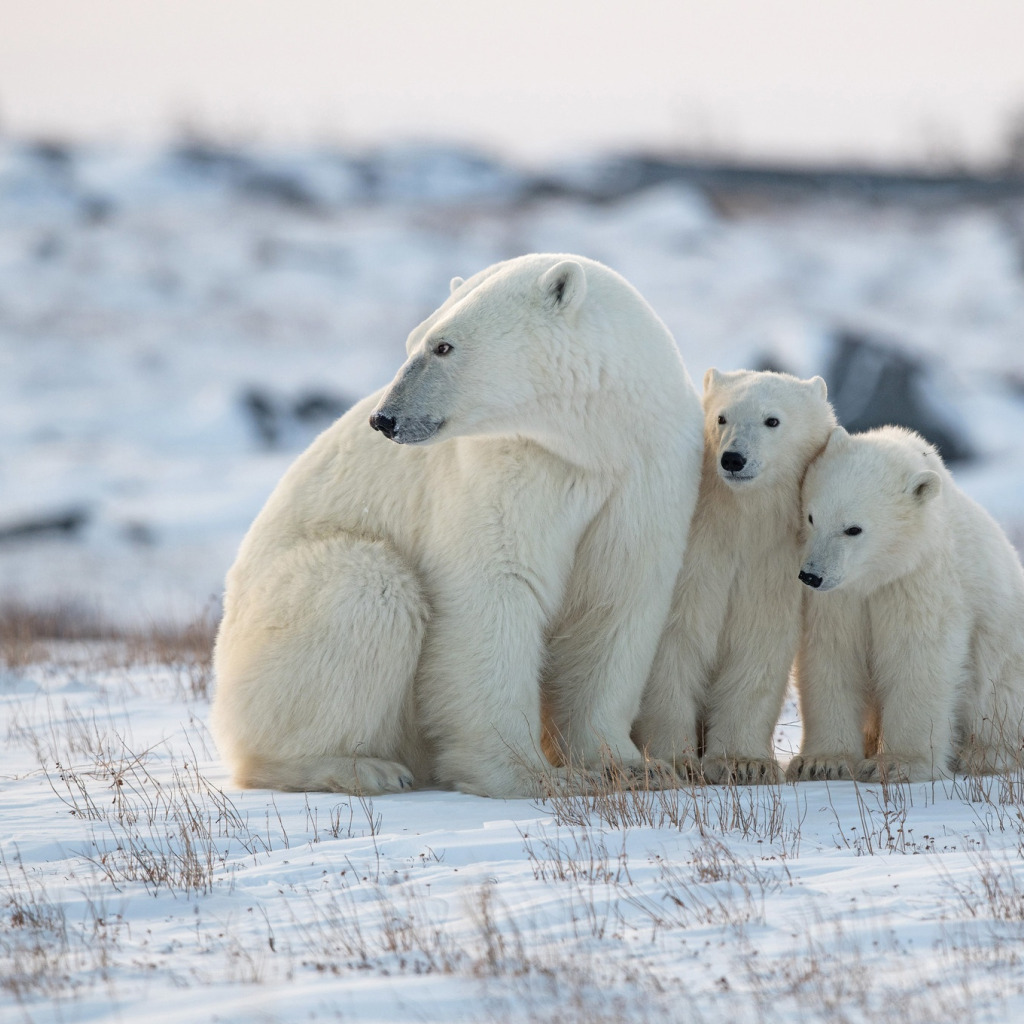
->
351, 757, 417, 795
703, 756, 783, 786
668, 754, 703, 784
785, 754, 858, 782
857, 756, 939, 784
604, 757, 681, 791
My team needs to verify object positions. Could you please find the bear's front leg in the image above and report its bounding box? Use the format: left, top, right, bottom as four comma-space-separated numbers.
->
787, 591, 871, 783
416, 571, 585, 799
700, 605, 798, 786
633, 570, 720, 781
543, 505, 684, 787
860, 601, 965, 783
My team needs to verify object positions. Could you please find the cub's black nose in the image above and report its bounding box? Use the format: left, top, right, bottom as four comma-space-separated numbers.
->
369, 412, 396, 439
799, 570, 823, 589
721, 450, 746, 473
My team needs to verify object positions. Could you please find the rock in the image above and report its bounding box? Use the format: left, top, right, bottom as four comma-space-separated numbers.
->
825, 331, 973, 464
0, 507, 90, 544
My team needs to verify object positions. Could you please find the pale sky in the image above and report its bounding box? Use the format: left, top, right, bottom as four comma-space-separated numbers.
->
2, 0, 1023, 166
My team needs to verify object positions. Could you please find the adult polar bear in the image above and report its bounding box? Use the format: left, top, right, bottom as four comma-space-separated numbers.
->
211, 254, 704, 798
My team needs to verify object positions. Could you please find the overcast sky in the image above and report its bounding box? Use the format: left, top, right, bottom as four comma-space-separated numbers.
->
2, 0, 1023, 166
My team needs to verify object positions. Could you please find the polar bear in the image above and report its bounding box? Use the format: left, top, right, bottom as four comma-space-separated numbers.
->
634, 369, 836, 784
790, 425, 1024, 783
211, 254, 704, 798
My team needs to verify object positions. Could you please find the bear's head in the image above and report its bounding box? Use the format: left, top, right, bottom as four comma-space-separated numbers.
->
367, 255, 593, 446
798, 425, 943, 594
702, 369, 835, 489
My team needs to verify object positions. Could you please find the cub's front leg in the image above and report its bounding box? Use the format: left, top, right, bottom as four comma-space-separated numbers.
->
859, 597, 965, 782
787, 592, 871, 782
701, 592, 798, 786
634, 564, 729, 781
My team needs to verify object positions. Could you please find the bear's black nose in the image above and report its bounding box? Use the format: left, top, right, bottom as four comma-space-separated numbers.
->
369, 411, 397, 439
721, 451, 746, 473
799, 570, 823, 589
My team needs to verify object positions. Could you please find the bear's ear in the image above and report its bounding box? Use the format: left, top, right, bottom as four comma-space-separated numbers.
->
449, 276, 465, 295
808, 375, 827, 400
906, 469, 941, 504
540, 260, 586, 313
703, 368, 723, 393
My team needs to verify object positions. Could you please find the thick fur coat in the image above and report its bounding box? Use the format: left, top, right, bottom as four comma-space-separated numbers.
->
635, 369, 837, 783
790, 425, 1024, 782
211, 254, 703, 797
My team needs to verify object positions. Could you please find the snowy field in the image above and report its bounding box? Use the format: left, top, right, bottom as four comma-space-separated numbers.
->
4, 645, 1024, 1023
3, 140, 1024, 1022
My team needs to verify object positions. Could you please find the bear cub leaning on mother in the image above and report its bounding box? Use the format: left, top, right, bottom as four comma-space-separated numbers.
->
211, 253, 704, 799
790, 424, 1024, 783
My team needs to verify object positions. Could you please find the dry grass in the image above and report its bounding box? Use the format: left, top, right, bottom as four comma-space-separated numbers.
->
5, 617, 1024, 1021
0, 599, 218, 698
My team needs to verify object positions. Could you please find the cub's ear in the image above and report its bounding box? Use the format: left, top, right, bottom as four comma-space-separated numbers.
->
808, 375, 827, 400
449, 276, 465, 295
703, 367, 723, 393
540, 260, 586, 312
824, 425, 849, 451
906, 469, 941, 504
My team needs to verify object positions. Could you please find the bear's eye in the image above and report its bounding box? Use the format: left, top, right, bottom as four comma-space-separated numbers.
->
765, 417, 780, 428
717, 415, 727, 425
808, 514, 814, 525
844, 526, 862, 536
433, 341, 453, 356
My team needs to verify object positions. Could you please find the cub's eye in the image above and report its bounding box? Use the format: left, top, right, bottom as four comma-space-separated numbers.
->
765, 417, 780, 428
717, 415, 727, 425
844, 526, 862, 536
808, 514, 814, 525
433, 341, 452, 356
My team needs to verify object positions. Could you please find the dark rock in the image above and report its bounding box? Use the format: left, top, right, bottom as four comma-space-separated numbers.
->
237, 171, 321, 211
240, 387, 352, 449
241, 388, 279, 448
0, 507, 90, 544
292, 391, 351, 424
825, 331, 973, 463
122, 521, 157, 546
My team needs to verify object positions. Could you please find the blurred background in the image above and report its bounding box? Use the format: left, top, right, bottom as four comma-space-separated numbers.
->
2, 0, 1024, 626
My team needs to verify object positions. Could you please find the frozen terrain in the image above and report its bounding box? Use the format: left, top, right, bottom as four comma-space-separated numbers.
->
3, 646, 1024, 1023
3, 141, 1024, 1022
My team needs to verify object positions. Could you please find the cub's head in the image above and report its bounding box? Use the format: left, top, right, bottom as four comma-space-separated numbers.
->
369, 255, 589, 445
798, 425, 943, 594
702, 369, 836, 489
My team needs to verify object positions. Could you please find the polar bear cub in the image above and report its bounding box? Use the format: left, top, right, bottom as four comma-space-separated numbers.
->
790, 425, 1024, 783
634, 369, 837, 784
211, 253, 704, 798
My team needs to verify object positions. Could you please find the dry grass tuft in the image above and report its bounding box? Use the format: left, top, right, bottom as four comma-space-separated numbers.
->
0, 599, 218, 698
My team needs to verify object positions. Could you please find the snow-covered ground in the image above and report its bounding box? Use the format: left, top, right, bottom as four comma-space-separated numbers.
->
3, 141, 1024, 1022
3, 648, 1024, 1022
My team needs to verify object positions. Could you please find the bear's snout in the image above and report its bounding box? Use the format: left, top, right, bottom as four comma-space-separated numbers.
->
799, 569, 823, 589
369, 411, 397, 439
721, 451, 746, 473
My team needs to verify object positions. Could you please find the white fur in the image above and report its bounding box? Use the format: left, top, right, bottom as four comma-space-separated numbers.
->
790, 425, 1024, 783
211, 254, 704, 798
635, 369, 836, 784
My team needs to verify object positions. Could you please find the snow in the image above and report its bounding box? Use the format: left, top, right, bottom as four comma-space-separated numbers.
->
4, 653, 1024, 1022
3, 140, 1024, 1021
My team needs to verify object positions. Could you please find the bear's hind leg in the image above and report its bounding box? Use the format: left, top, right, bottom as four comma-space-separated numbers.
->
234, 753, 415, 795
213, 536, 428, 793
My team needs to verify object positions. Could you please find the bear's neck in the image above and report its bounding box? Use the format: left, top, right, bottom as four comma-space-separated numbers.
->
701, 449, 803, 535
